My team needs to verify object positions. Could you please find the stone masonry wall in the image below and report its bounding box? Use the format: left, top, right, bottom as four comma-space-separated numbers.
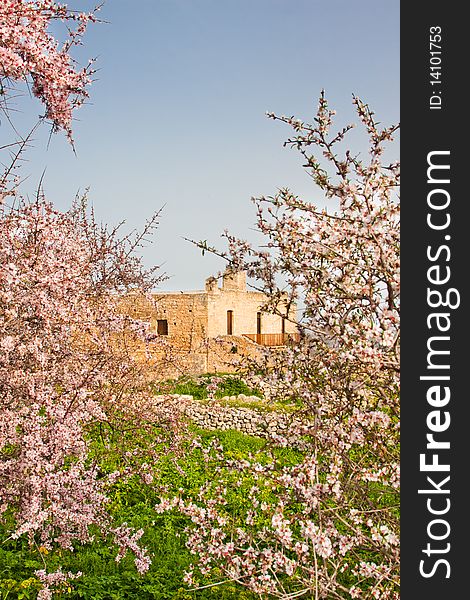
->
154, 394, 313, 449
120, 292, 208, 378
206, 271, 297, 338
150, 291, 208, 352
206, 288, 286, 338
121, 270, 298, 378
205, 334, 262, 373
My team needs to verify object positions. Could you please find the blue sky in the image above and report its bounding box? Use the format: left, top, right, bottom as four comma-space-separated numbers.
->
15, 0, 399, 290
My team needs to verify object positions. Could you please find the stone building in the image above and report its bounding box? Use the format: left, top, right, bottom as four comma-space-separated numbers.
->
124, 269, 298, 377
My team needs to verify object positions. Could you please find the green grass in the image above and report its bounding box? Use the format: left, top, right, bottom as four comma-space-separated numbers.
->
0, 427, 275, 600
208, 396, 299, 414
0, 396, 398, 599
152, 375, 262, 401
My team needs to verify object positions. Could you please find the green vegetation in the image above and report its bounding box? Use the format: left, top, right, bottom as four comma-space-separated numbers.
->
0, 378, 398, 599
152, 375, 262, 401
212, 396, 298, 414
0, 426, 298, 600
152, 374, 299, 413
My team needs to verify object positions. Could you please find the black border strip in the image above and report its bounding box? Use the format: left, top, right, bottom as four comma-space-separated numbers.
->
401, 3, 466, 597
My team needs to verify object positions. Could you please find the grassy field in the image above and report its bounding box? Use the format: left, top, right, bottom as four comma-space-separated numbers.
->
0, 423, 302, 600
1, 377, 398, 599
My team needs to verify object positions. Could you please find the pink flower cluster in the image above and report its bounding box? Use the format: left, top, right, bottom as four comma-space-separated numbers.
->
0, 0, 97, 140
35, 569, 82, 600
163, 446, 399, 598
111, 523, 151, 574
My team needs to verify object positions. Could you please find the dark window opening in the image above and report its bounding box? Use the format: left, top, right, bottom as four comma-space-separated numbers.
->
282, 317, 286, 335
157, 319, 168, 335
257, 312, 262, 335
227, 310, 233, 335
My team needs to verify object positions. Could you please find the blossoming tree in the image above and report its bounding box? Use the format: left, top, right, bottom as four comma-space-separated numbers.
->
0, 4, 181, 597
167, 92, 400, 599
0, 0, 97, 142
0, 197, 164, 590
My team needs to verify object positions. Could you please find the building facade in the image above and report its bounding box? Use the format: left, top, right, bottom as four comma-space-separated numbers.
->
124, 269, 298, 377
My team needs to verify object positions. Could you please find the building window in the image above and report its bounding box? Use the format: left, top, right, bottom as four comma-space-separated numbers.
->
282, 317, 286, 335
157, 319, 168, 335
257, 312, 262, 335
227, 310, 233, 335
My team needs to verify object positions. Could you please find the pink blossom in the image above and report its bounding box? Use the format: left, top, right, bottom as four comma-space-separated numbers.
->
0, 0, 97, 141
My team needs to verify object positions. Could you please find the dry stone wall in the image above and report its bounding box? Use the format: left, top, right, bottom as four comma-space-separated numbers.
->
154, 394, 314, 448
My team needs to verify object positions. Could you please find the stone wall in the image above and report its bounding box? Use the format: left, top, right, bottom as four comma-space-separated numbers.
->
206, 270, 297, 338
150, 292, 208, 352
205, 334, 263, 374
119, 292, 205, 379
206, 287, 287, 338
155, 394, 314, 449
144, 334, 263, 380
